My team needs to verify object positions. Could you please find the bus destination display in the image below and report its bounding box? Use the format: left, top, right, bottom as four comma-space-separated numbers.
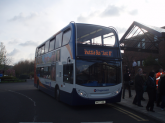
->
78, 47, 118, 57
84, 49, 112, 56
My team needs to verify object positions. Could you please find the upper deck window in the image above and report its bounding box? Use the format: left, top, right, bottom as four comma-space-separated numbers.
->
103, 33, 116, 46
38, 48, 41, 56
39, 45, 45, 55
45, 41, 49, 53
49, 38, 55, 51
55, 32, 62, 49
35, 48, 38, 56
76, 24, 117, 47
62, 29, 71, 46
92, 36, 102, 45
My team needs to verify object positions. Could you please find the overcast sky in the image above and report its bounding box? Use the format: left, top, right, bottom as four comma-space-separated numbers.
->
1, 0, 165, 65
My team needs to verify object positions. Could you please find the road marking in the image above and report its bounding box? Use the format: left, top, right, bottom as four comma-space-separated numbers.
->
8, 90, 36, 106
8, 90, 37, 122
81, 122, 113, 123
108, 104, 149, 121
19, 122, 53, 123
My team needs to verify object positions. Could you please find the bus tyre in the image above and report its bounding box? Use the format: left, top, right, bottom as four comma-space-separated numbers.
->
55, 87, 60, 102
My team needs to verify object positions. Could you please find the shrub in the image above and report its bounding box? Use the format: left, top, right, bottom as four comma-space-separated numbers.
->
0, 76, 16, 81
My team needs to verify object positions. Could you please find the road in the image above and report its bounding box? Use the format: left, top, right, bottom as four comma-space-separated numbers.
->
0, 80, 160, 123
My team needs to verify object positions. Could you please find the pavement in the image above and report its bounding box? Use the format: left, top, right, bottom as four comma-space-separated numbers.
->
118, 89, 165, 123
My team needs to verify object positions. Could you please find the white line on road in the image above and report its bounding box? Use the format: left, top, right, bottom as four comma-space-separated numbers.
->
8, 90, 37, 122
81, 121, 113, 123
8, 90, 36, 106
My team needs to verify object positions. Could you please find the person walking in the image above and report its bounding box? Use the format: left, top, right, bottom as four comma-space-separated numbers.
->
156, 68, 164, 89
141, 72, 147, 101
132, 60, 137, 75
159, 74, 165, 110
146, 72, 156, 112
133, 68, 144, 107
157, 74, 164, 107
123, 69, 132, 99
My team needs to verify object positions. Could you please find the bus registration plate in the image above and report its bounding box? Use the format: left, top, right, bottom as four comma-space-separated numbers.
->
95, 101, 106, 104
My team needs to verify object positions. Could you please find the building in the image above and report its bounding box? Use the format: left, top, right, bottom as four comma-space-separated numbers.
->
120, 21, 165, 74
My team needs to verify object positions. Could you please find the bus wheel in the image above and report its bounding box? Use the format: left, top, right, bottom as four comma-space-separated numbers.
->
55, 87, 60, 102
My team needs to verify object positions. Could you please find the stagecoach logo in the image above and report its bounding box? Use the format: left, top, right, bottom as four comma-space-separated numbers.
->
45, 81, 51, 88
94, 89, 109, 92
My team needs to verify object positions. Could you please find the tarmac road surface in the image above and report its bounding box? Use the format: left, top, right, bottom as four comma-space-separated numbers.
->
0, 80, 161, 123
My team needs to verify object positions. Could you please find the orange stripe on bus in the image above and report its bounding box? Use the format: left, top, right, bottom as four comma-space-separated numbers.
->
66, 44, 73, 59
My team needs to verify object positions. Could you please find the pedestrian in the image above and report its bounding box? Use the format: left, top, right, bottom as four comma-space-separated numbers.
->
141, 72, 147, 101
159, 74, 165, 110
146, 71, 156, 112
156, 68, 164, 104
123, 69, 132, 99
133, 68, 144, 107
156, 68, 163, 89
132, 60, 137, 75
157, 74, 163, 107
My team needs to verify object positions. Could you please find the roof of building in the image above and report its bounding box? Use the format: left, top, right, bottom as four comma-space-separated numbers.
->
120, 21, 165, 53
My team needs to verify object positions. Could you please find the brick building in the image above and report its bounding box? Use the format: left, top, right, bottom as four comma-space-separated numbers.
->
120, 21, 165, 75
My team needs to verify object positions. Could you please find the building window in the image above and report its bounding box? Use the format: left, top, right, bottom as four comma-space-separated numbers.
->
155, 58, 158, 62
138, 42, 141, 48
137, 61, 140, 66
142, 60, 144, 66
154, 35, 158, 47
142, 38, 145, 49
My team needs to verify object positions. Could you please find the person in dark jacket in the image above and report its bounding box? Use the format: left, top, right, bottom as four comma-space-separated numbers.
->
133, 68, 144, 107
159, 75, 165, 110
146, 72, 156, 112
123, 69, 132, 99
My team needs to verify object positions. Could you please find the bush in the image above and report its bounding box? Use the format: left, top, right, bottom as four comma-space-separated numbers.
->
0, 76, 16, 81
19, 75, 29, 79
143, 56, 162, 67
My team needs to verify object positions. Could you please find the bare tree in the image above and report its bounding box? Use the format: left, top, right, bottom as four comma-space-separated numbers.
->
13, 60, 34, 77
0, 42, 12, 74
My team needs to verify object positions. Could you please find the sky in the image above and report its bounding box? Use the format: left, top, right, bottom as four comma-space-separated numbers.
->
0, 0, 165, 65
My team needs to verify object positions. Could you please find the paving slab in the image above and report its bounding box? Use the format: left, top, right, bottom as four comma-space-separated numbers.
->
118, 89, 165, 123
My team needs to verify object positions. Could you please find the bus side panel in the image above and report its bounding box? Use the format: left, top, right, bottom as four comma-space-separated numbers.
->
38, 77, 57, 96
60, 90, 74, 105
38, 83, 55, 97
34, 57, 38, 88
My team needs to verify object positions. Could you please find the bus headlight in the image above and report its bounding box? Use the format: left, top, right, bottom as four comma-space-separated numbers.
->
76, 89, 88, 98
115, 88, 121, 94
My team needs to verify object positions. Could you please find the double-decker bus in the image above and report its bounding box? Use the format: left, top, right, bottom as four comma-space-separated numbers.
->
34, 22, 122, 105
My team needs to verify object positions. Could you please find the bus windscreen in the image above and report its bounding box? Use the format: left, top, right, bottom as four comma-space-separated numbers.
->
76, 60, 121, 87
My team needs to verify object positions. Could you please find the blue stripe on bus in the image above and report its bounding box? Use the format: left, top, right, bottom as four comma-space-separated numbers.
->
71, 23, 76, 59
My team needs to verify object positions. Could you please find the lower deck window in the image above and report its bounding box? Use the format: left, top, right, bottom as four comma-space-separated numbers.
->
37, 64, 56, 81
63, 64, 73, 84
